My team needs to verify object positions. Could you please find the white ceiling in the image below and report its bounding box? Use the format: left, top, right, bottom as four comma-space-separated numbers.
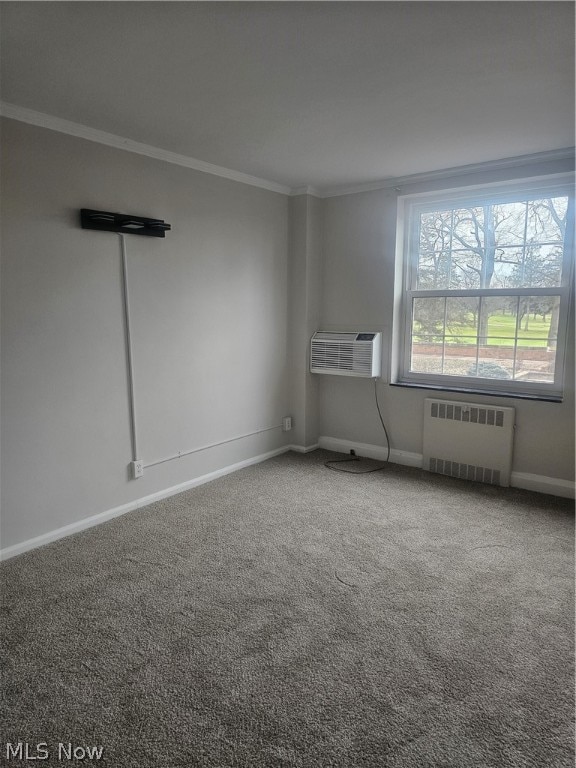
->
1, 1, 574, 192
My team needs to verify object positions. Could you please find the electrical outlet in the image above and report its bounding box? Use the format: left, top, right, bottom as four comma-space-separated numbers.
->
282, 416, 292, 432
131, 460, 144, 479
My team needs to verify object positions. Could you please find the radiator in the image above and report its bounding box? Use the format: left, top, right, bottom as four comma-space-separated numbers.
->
423, 398, 515, 487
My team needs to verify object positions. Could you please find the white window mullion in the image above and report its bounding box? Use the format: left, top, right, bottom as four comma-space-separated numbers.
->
520, 200, 529, 287
511, 296, 522, 380
405, 292, 413, 377
441, 297, 447, 374
475, 296, 482, 376
410, 287, 565, 299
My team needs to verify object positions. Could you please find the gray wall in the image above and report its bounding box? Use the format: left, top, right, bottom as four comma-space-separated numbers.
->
287, 194, 322, 449
319, 163, 575, 482
2, 118, 573, 552
1, 119, 290, 549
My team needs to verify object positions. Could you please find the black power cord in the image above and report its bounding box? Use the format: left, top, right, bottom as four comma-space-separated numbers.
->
324, 378, 391, 474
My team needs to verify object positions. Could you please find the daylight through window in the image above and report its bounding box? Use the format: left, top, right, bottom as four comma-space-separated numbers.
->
395, 178, 574, 399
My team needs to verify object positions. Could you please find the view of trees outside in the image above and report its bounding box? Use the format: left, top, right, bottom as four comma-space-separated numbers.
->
411, 196, 568, 382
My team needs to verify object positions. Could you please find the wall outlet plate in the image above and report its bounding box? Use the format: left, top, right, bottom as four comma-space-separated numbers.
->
282, 416, 292, 432
131, 460, 144, 479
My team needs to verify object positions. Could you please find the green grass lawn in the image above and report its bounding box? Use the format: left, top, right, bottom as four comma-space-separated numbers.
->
417, 312, 554, 347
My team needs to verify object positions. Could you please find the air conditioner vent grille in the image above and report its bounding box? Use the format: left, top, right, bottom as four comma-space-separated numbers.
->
313, 332, 358, 342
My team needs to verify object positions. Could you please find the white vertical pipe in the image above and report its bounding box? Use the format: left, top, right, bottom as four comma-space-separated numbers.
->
119, 234, 139, 462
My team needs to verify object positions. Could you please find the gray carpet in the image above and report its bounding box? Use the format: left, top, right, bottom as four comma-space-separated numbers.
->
1, 450, 574, 767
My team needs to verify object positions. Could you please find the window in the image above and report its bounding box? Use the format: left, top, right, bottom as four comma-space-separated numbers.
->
393, 176, 574, 400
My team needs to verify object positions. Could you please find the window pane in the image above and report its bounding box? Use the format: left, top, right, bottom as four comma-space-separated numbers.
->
411, 298, 445, 374
516, 296, 559, 346
448, 250, 483, 289
521, 244, 563, 288
420, 211, 452, 253
409, 294, 560, 383
418, 211, 451, 290
473, 344, 514, 380
441, 297, 479, 375
526, 197, 568, 243
410, 335, 443, 373
493, 201, 527, 246
417, 251, 450, 289
514, 351, 557, 383
452, 207, 484, 248
479, 297, 517, 344
513, 294, 558, 382
445, 297, 479, 342
415, 195, 569, 295
492, 253, 522, 289
477, 295, 559, 382
412, 297, 446, 337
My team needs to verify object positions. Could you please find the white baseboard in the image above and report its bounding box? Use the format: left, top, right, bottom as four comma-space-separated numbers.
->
318, 435, 575, 499
3, 440, 572, 562
287, 443, 320, 454
318, 436, 422, 468
0, 445, 291, 562
510, 472, 575, 499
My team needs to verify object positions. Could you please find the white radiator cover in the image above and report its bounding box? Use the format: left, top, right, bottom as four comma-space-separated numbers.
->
423, 398, 515, 487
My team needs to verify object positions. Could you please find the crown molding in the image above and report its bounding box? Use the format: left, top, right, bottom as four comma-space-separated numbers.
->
319, 147, 576, 198
0, 101, 292, 196
290, 185, 322, 198
2, 102, 573, 201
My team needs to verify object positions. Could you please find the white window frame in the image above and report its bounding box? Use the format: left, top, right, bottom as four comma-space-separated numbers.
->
392, 174, 575, 401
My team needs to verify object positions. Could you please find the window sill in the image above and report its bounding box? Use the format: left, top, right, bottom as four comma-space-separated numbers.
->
390, 380, 563, 403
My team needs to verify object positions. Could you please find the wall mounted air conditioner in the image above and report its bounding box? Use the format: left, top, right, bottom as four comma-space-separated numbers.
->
310, 332, 382, 377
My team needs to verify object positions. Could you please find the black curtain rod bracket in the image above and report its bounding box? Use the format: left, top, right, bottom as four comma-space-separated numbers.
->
80, 209, 171, 237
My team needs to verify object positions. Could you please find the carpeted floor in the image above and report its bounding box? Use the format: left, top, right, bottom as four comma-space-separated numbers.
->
1, 450, 574, 767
